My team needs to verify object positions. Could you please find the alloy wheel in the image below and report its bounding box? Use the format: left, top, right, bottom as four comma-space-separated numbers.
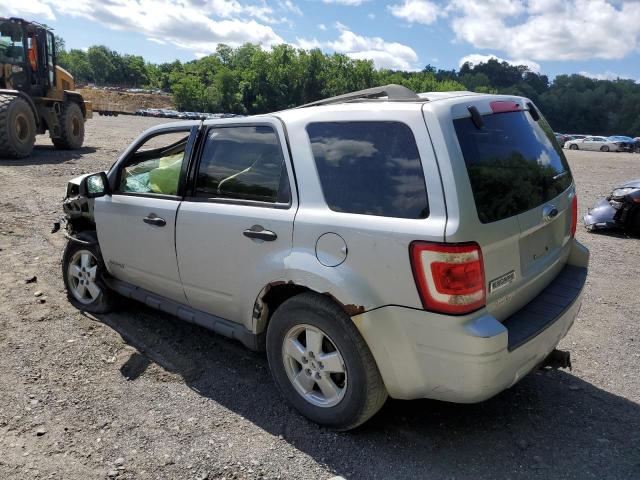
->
282, 324, 347, 408
67, 250, 101, 305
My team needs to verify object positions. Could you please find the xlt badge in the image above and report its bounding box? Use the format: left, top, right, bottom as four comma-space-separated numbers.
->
489, 270, 516, 293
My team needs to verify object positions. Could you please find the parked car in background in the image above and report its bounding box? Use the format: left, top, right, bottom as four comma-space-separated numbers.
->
565, 136, 620, 152
61, 86, 588, 430
608, 136, 637, 152
568, 134, 588, 140
555, 133, 573, 147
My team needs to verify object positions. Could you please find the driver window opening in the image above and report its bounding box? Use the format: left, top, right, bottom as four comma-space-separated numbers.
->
119, 131, 189, 196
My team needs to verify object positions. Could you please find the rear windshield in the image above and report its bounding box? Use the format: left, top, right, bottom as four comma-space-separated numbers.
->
454, 110, 572, 223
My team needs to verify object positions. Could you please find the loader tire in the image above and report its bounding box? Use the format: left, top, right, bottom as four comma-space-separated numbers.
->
0, 94, 36, 159
53, 101, 84, 150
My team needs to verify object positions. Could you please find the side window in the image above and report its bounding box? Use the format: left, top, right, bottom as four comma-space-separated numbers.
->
306, 121, 429, 219
195, 125, 290, 204
118, 131, 190, 196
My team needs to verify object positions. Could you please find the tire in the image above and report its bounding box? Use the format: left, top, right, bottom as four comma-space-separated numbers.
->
569, 144, 578, 150
53, 101, 85, 150
626, 208, 640, 237
600, 145, 610, 152
266, 292, 387, 430
0, 94, 36, 159
62, 232, 116, 314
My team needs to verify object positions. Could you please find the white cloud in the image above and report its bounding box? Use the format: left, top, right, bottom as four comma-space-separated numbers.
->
459, 53, 541, 73
318, 23, 327, 30
295, 37, 323, 50
329, 29, 419, 70
579, 71, 638, 82
322, 0, 367, 5
279, 0, 302, 16
388, 0, 442, 25
0, 0, 55, 20
448, 0, 640, 61
8, 0, 284, 55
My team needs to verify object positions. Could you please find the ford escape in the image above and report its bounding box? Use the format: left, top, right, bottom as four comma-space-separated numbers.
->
61, 85, 589, 430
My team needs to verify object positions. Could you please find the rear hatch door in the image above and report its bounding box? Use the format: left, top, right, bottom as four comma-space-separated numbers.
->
430, 98, 575, 320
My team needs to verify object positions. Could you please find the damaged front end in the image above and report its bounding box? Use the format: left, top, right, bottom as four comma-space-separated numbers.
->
61, 173, 97, 234
584, 179, 640, 235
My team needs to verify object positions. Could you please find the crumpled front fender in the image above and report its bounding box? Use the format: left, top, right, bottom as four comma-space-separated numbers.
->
583, 198, 618, 231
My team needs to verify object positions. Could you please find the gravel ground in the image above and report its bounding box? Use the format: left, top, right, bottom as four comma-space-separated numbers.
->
0, 116, 639, 480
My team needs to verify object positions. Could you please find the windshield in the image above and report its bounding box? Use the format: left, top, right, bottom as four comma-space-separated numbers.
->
0, 21, 24, 64
454, 110, 573, 223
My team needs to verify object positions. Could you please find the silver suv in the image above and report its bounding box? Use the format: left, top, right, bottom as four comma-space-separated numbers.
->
62, 85, 589, 430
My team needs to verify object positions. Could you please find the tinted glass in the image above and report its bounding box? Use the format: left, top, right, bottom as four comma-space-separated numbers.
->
307, 122, 428, 219
454, 111, 572, 223
195, 126, 288, 203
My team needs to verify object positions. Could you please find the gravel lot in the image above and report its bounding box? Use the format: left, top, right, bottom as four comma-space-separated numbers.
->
1, 116, 639, 480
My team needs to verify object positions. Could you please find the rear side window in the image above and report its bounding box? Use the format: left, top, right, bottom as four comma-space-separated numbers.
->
195, 126, 290, 204
307, 121, 429, 219
454, 111, 573, 223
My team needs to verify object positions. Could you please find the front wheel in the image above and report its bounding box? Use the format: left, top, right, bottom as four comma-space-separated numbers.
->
266, 292, 387, 430
600, 145, 610, 152
569, 144, 579, 150
62, 232, 116, 313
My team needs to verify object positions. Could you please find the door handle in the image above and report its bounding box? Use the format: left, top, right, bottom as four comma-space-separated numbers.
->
143, 214, 166, 227
243, 225, 277, 241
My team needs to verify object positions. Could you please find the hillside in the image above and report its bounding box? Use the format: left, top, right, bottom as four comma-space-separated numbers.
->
78, 88, 174, 114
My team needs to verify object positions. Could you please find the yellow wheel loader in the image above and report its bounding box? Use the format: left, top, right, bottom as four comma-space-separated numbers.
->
0, 17, 92, 158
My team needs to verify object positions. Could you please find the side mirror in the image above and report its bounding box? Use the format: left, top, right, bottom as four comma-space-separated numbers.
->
79, 172, 110, 198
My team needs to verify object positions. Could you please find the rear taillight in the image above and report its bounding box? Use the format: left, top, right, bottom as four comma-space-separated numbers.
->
410, 242, 486, 315
570, 195, 578, 237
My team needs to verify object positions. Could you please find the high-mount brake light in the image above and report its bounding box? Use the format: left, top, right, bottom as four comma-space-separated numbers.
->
490, 101, 522, 114
570, 195, 578, 237
410, 242, 486, 315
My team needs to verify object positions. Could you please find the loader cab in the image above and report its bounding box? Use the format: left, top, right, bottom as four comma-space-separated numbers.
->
0, 17, 56, 96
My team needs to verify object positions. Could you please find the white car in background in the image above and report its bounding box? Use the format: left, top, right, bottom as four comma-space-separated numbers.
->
565, 136, 620, 152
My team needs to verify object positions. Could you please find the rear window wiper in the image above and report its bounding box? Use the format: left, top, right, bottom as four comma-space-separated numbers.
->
553, 171, 568, 181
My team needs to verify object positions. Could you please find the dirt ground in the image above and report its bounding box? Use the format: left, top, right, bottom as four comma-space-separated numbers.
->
1, 116, 639, 480
78, 89, 174, 114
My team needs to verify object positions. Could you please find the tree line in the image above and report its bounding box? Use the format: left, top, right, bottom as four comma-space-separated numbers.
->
56, 38, 640, 136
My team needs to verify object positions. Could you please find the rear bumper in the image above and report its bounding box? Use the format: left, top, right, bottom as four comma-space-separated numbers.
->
352, 240, 589, 402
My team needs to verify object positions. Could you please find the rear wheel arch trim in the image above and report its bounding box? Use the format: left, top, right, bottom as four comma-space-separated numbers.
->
253, 281, 367, 335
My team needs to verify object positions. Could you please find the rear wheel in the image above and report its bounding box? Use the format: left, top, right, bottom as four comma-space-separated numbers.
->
53, 101, 85, 150
0, 94, 36, 159
569, 144, 578, 150
600, 145, 610, 152
266, 292, 387, 430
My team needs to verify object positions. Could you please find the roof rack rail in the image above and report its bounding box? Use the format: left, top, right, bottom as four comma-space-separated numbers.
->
297, 84, 420, 108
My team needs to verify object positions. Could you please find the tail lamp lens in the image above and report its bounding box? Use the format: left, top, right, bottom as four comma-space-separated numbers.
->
410, 242, 486, 315
570, 195, 578, 237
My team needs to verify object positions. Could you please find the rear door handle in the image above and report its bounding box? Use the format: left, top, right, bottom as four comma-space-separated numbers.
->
143, 214, 166, 227
243, 225, 277, 242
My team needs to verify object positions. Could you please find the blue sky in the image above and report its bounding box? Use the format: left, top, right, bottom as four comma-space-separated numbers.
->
2, 0, 639, 81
